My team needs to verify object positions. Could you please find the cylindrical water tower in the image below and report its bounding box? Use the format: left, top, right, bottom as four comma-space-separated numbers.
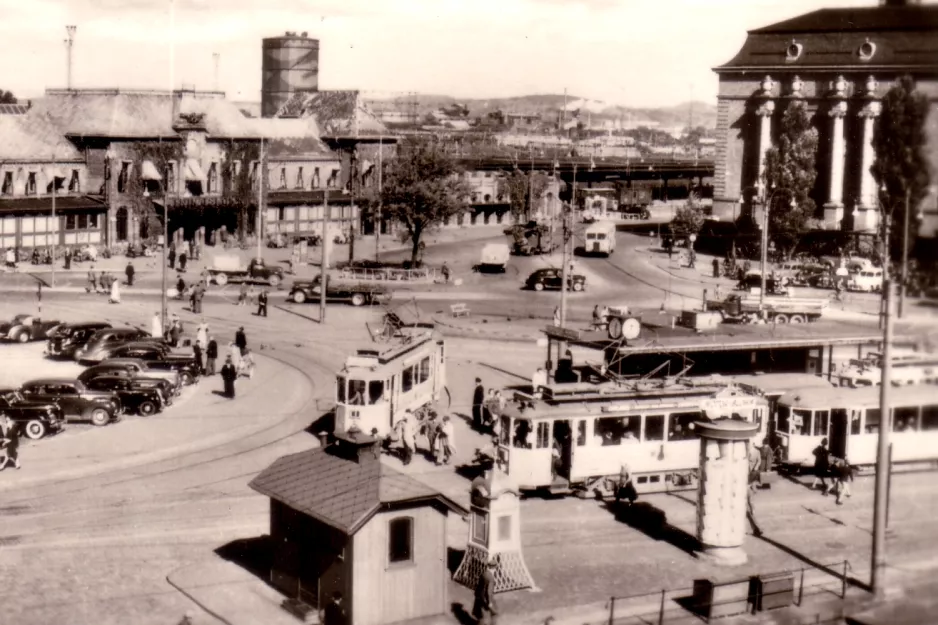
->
261, 32, 319, 118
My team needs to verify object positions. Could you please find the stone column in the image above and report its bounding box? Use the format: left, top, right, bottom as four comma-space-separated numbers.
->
855, 76, 882, 232
695, 420, 760, 566
824, 99, 848, 228
756, 100, 775, 186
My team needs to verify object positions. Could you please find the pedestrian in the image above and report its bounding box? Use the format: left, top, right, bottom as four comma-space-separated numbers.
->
712, 257, 720, 278
321, 591, 348, 625
832, 458, 854, 505
192, 341, 204, 375
193, 284, 204, 314
238, 282, 248, 306
228, 341, 242, 370
614, 463, 638, 505
235, 326, 247, 356
179, 250, 187, 272
239, 348, 256, 379
441, 262, 451, 283
759, 437, 774, 473
176, 276, 186, 300
109, 277, 121, 304
64, 247, 71, 270
125, 261, 135, 286
205, 336, 218, 376
811, 437, 831, 493
395, 411, 416, 466
87, 265, 97, 293
168, 244, 176, 270
169, 320, 182, 348
0, 414, 21, 470
221, 356, 238, 398
747, 443, 763, 537
247, 285, 258, 306
257, 288, 269, 317
196, 320, 209, 350
553, 306, 560, 327
370, 428, 383, 459
472, 558, 498, 625
472, 378, 485, 430
151, 312, 163, 338
436, 415, 456, 465
200, 268, 210, 288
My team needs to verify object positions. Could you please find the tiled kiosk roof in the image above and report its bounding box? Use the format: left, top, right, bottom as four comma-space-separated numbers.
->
250, 438, 467, 535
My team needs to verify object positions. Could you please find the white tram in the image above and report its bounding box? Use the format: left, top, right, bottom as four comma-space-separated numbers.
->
334, 331, 447, 437
775, 384, 938, 470
491, 379, 769, 495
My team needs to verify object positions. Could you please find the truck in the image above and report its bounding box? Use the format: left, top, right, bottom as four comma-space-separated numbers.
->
616, 186, 652, 220
509, 221, 553, 256
479, 243, 510, 273
208, 254, 285, 287
705, 294, 827, 324
289, 275, 390, 307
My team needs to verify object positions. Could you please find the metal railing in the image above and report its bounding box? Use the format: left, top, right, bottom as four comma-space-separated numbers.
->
336, 266, 442, 283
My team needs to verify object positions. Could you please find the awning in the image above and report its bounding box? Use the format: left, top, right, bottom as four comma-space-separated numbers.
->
0, 195, 107, 215
140, 160, 162, 181
44, 166, 66, 180
185, 159, 206, 182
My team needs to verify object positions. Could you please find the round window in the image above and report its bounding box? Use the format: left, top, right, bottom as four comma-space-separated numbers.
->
786, 42, 803, 62
858, 40, 877, 61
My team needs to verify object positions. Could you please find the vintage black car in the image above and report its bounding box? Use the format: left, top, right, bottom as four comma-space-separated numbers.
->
289, 275, 390, 307
0, 314, 32, 340
74, 327, 159, 365
78, 366, 176, 404
96, 358, 183, 392
81, 376, 164, 416
736, 272, 789, 296
0, 388, 65, 439
46, 322, 113, 359
20, 379, 122, 426
106, 344, 201, 385
525, 268, 587, 292
3, 317, 62, 343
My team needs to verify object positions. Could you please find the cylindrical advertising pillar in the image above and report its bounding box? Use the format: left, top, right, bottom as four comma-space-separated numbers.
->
695, 420, 760, 566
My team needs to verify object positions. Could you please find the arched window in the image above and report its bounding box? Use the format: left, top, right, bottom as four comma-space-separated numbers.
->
116, 207, 129, 242
388, 516, 413, 564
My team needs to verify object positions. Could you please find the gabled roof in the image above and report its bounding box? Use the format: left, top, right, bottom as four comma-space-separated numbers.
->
276, 90, 388, 137
249, 444, 467, 535
254, 117, 334, 158
0, 112, 82, 161
752, 6, 938, 34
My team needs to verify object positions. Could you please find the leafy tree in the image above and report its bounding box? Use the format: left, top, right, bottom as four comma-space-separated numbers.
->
498, 169, 550, 222
381, 137, 470, 266
762, 101, 818, 259
0, 91, 16, 104
872, 75, 931, 260
670, 194, 706, 238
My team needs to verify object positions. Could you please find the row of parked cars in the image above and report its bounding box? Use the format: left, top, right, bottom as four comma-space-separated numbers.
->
0, 319, 201, 440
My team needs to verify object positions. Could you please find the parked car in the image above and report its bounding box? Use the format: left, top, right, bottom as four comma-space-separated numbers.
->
46, 322, 113, 359
0, 314, 32, 340
73, 327, 154, 364
81, 375, 164, 416
289, 275, 390, 307
78, 366, 176, 404
19, 378, 122, 426
97, 358, 184, 391
848, 269, 884, 293
525, 268, 587, 292
3, 317, 62, 343
0, 388, 65, 439
105, 344, 201, 386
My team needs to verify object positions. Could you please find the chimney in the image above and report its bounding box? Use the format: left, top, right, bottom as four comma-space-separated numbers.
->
328, 427, 380, 464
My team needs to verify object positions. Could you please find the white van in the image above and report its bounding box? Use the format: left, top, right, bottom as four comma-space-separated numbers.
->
848, 268, 884, 292
584, 221, 617, 256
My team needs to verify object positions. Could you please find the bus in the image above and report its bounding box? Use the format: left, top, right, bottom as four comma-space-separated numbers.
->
583, 221, 617, 256
334, 331, 447, 437
775, 385, 938, 471
490, 378, 768, 495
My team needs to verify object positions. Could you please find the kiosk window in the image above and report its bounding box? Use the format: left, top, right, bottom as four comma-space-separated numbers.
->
497, 515, 512, 541
922, 406, 938, 431
812, 410, 829, 437
388, 517, 413, 564
644, 415, 665, 442
535, 422, 550, 449
348, 380, 366, 405
336, 376, 346, 403
368, 380, 384, 404
402, 366, 414, 392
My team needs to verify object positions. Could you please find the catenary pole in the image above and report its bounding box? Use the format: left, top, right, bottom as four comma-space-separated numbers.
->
320, 189, 329, 323
898, 188, 910, 318
256, 137, 264, 261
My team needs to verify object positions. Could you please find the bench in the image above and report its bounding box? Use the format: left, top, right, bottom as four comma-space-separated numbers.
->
450, 303, 470, 318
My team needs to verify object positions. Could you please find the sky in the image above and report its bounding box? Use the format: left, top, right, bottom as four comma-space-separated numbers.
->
0, 0, 882, 108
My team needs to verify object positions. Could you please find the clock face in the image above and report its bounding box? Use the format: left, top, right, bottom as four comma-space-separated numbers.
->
622, 318, 641, 340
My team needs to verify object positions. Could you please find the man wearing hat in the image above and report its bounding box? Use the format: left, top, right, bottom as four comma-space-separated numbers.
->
221, 356, 238, 399
235, 326, 247, 356
472, 378, 485, 431
472, 557, 498, 624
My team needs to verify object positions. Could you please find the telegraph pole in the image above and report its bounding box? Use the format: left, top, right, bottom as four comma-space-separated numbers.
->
319, 189, 329, 323
51, 151, 57, 288
256, 137, 265, 261
871, 278, 894, 596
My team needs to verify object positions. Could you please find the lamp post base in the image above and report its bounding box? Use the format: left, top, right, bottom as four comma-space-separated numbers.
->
698, 545, 748, 567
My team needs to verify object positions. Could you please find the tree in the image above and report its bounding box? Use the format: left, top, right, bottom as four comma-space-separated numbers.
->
670, 195, 706, 239
0, 91, 16, 104
871, 75, 931, 260
381, 137, 470, 266
762, 101, 818, 259
498, 169, 550, 222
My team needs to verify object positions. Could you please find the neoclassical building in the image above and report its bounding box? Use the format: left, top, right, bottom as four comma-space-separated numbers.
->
712, 1, 938, 242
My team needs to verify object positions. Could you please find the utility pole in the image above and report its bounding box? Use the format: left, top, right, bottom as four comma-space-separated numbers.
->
898, 188, 910, 318
349, 150, 357, 264
65, 26, 76, 90
560, 163, 576, 328
51, 151, 57, 288
320, 189, 329, 323
256, 137, 265, 260
760, 185, 769, 312
375, 136, 383, 261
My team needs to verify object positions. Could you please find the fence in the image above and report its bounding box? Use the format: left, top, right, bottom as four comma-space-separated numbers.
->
597, 560, 851, 625
336, 266, 442, 283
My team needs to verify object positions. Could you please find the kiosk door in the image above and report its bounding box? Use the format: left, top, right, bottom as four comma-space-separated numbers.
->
829, 408, 849, 459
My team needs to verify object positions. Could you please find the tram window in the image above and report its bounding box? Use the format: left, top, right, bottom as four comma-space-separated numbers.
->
402, 366, 414, 392
500, 416, 511, 445
336, 376, 346, 403
348, 380, 366, 405
418, 357, 431, 384
576, 420, 587, 446
792, 409, 811, 435
644, 415, 665, 442
669, 412, 700, 440
595, 417, 624, 445
513, 419, 532, 448
471, 511, 488, 543
850, 410, 862, 435
535, 422, 550, 449
368, 380, 384, 404
922, 406, 938, 431
777, 406, 791, 433
865, 408, 881, 434
894, 406, 920, 432
813, 410, 829, 437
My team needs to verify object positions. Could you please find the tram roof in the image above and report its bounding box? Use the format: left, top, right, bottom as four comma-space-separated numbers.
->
341, 332, 438, 374
778, 384, 938, 410
545, 319, 904, 355
700, 373, 834, 395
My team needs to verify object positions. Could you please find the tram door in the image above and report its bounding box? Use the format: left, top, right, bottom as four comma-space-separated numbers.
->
829, 408, 849, 459
552, 420, 573, 480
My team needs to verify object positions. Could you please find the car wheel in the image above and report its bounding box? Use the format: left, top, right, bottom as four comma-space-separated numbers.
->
351, 293, 366, 307
138, 400, 158, 416
268, 274, 281, 287
180, 371, 195, 386
16, 332, 29, 343
214, 273, 228, 286
534, 282, 545, 292
572, 282, 584, 292
24, 420, 47, 440
90, 407, 111, 426
292, 290, 307, 304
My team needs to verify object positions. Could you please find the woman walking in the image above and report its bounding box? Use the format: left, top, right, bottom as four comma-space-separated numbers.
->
109, 277, 121, 304
0, 414, 21, 470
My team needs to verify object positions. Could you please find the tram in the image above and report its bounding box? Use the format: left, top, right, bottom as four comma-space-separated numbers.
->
334, 331, 447, 437
491, 378, 769, 495
833, 352, 938, 388
775, 384, 938, 470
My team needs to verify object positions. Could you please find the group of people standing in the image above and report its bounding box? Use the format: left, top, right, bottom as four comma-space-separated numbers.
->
383, 409, 457, 467
86, 265, 123, 304
237, 283, 271, 317
811, 438, 855, 505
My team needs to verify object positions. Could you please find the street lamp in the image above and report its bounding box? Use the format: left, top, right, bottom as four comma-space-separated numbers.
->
755, 181, 795, 311
143, 181, 169, 334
